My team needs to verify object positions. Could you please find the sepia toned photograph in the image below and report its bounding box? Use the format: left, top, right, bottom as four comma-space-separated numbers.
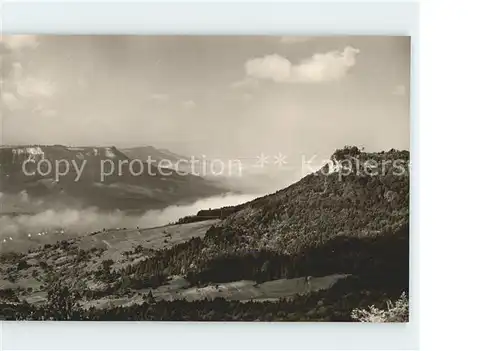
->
0, 35, 410, 322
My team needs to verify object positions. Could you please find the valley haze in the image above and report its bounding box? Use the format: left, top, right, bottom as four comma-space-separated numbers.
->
0, 193, 261, 239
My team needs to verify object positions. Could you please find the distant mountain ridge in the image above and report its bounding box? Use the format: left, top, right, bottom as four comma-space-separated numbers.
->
0, 144, 226, 211
120, 146, 200, 175
120, 146, 188, 164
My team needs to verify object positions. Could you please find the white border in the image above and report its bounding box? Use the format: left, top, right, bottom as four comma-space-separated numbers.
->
1, 1, 416, 35
0, 1, 419, 350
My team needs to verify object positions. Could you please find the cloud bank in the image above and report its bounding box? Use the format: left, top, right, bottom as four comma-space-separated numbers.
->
244, 46, 360, 83
0, 193, 260, 238
1, 35, 57, 114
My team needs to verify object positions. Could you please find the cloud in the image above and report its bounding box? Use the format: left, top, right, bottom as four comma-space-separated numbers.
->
392, 84, 407, 96
1, 92, 23, 110
16, 76, 57, 98
279, 36, 313, 44
1, 38, 56, 114
230, 77, 260, 89
182, 100, 196, 109
244, 46, 360, 83
0, 35, 39, 51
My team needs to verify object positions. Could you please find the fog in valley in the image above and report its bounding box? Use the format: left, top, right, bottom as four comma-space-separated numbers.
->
0, 192, 260, 238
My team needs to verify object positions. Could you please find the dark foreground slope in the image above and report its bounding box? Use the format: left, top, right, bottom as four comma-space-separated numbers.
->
0, 147, 410, 321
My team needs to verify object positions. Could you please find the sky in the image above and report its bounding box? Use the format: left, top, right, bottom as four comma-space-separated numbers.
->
1, 35, 410, 161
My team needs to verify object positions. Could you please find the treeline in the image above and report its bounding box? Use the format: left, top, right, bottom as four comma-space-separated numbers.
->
175, 203, 246, 224
114, 222, 408, 293
191, 223, 408, 288
0, 275, 407, 321
176, 215, 219, 224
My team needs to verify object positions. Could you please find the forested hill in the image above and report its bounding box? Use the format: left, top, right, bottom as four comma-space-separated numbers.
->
128, 146, 410, 287
214, 146, 410, 252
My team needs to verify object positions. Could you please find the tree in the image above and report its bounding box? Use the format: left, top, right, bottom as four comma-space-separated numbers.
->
144, 290, 156, 305
46, 283, 82, 320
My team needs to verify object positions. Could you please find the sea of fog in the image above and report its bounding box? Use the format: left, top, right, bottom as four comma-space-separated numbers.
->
0, 193, 261, 239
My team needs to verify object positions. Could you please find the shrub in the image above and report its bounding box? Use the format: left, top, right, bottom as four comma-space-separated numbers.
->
351, 292, 409, 322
